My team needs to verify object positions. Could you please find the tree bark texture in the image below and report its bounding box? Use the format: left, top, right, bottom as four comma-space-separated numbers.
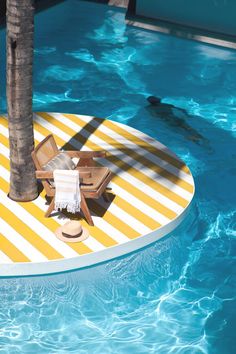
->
7, 0, 38, 201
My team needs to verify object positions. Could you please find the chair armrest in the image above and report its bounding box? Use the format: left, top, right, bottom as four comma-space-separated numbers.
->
36, 171, 54, 179
66, 151, 106, 158
35, 170, 91, 180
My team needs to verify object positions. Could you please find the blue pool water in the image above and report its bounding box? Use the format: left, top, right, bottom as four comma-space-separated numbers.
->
0, 1, 236, 353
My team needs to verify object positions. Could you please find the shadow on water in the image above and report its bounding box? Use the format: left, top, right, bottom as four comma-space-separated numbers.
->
127, 101, 236, 210
146, 95, 210, 147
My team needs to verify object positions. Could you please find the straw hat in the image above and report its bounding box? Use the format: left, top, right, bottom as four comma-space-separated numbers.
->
55, 220, 89, 243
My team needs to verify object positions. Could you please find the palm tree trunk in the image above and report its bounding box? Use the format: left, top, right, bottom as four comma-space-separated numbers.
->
7, 0, 38, 201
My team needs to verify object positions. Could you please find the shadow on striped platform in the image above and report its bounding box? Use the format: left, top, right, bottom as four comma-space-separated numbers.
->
0, 113, 195, 276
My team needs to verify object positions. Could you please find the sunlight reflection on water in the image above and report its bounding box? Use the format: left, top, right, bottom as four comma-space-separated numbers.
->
0, 0, 236, 353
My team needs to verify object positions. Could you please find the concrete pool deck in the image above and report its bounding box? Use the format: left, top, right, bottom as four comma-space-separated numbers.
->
0, 113, 195, 277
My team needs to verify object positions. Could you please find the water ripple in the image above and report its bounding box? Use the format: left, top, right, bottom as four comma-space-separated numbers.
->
0, 0, 236, 352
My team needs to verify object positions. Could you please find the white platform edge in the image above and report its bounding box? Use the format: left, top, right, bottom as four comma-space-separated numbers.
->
0, 200, 193, 277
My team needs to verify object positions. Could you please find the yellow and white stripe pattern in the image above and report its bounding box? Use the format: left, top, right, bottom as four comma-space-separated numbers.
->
0, 113, 195, 276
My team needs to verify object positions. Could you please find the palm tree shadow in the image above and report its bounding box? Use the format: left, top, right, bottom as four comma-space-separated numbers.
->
61, 116, 107, 151
36, 109, 234, 209
59, 115, 188, 187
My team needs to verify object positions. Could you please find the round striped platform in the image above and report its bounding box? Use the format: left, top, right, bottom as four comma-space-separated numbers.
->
0, 113, 195, 277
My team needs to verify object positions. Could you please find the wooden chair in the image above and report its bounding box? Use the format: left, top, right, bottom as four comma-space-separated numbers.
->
31, 134, 112, 226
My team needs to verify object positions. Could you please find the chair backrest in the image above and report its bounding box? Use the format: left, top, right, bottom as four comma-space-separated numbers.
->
32, 134, 59, 169
32, 134, 59, 195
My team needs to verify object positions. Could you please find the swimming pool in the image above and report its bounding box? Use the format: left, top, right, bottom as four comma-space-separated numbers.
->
0, 0, 235, 353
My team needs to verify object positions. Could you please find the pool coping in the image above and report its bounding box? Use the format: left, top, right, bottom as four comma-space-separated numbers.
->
126, 14, 236, 50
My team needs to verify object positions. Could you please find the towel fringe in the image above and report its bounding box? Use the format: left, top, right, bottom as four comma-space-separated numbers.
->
55, 201, 80, 214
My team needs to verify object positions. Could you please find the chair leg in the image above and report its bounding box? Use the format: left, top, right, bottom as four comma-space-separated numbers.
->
45, 197, 55, 218
103, 191, 110, 203
80, 193, 94, 226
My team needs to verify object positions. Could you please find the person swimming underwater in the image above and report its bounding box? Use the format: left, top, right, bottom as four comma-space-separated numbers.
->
146, 96, 209, 146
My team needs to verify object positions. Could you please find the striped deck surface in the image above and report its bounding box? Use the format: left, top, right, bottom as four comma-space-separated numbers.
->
0, 113, 195, 276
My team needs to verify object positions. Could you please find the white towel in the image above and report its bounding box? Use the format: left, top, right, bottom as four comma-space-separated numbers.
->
53, 169, 81, 214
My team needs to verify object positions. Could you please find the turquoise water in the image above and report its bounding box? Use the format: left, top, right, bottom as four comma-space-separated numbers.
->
0, 1, 236, 353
